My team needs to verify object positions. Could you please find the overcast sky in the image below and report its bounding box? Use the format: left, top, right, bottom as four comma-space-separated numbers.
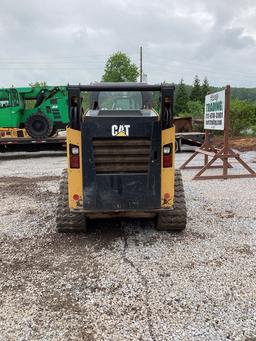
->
0, 0, 256, 88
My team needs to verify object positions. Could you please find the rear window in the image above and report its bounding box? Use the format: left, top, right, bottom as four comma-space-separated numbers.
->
98, 91, 143, 110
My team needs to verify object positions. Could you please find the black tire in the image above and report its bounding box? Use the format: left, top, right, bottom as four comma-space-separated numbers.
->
56, 170, 87, 233
25, 112, 53, 139
156, 170, 187, 231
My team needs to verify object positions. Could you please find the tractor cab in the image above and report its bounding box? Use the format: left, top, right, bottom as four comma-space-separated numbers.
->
0, 88, 24, 128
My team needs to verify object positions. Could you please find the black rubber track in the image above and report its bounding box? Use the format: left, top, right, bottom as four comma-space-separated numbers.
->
55, 170, 87, 233
156, 170, 187, 231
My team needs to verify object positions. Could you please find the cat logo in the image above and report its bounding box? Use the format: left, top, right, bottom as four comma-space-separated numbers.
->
111, 124, 130, 137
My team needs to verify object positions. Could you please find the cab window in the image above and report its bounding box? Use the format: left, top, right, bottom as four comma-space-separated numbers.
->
98, 91, 143, 110
10, 89, 20, 107
0, 90, 10, 108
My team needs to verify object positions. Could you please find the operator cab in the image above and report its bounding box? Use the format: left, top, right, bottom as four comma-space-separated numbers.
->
0, 88, 23, 108
0, 88, 24, 127
86, 83, 155, 118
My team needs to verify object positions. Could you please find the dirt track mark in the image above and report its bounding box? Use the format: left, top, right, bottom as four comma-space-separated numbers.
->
0, 152, 66, 161
0, 175, 60, 183
0, 176, 60, 198
121, 223, 156, 341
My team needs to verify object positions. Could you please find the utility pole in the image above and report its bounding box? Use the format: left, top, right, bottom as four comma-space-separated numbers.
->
140, 46, 143, 82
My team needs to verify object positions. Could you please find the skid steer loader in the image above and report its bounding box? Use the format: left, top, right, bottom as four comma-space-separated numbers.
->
56, 83, 187, 232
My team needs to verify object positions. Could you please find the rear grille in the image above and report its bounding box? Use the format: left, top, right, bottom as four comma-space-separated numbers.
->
93, 138, 151, 174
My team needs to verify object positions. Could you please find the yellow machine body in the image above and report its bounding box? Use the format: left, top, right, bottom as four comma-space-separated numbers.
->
161, 126, 175, 208
66, 127, 83, 209
67, 125, 176, 213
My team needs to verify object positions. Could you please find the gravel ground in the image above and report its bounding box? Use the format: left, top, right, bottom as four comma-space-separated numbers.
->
0, 151, 256, 341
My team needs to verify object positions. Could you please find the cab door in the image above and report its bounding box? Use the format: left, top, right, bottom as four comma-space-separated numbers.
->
0, 89, 22, 127
9, 89, 22, 127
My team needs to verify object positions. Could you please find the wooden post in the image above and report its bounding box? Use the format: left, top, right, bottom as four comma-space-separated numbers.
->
223, 85, 230, 179
140, 46, 143, 83
204, 130, 210, 166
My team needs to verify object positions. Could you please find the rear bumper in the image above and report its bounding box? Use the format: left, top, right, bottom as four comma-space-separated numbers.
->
70, 208, 173, 219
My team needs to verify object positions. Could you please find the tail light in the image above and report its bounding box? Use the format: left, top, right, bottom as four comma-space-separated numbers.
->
163, 143, 172, 168
70, 144, 80, 169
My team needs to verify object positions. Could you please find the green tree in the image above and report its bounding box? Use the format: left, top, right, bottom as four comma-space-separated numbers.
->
174, 79, 189, 115
186, 100, 204, 131
230, 99, 256, 136
29, 81, 47, 88
25, 81, 47, 109
102, 52, 139, 82
190, 75, 201, 101
201, 77, 210, 102
187, 100, 204, 118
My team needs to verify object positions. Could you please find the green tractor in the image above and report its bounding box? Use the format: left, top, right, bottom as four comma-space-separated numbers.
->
0, 86, 69, 138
